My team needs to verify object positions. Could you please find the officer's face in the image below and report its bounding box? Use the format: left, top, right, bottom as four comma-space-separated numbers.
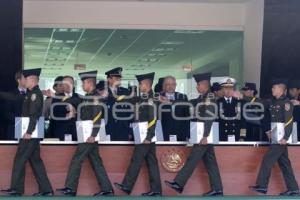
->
25, 76, 34, 89
163, 78, 176, 93
289, 88, 300, 98
55, 83, 64, 94
108, 76, 121, 87
63, 77, 74, 93
272, 84, 286, 97
242, 89, 254, 97
139, 79, 152, 93
82, 79, 92, 92
222, 86, 234, 97
18, 75, 26, 88
196, 80, 210, 94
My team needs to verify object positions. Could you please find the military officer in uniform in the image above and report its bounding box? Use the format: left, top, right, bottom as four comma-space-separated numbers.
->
211, 82, 223, 100
1, 68, 53, 196
288, 80, 300, 141
102, 67, 132, 141
56, 71, 114, 197
234, 79, 299, 196
114, 72, 162, 196
240, 82, 264, 141
165, 73, 223, 197
218, 78, 242, 141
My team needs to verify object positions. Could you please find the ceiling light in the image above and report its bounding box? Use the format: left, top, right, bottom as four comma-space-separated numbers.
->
174, 30, 205, 34
57, 28, 68, 32
160, 41, 184, 45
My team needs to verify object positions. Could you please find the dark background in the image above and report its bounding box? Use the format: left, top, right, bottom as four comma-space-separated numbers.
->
0, 0, 23, 139
260, 0, 300, 96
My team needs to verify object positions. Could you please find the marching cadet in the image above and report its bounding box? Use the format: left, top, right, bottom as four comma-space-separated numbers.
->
218, 78, 242, 141
1, 68, 53, 196
234, 79, 299, 196
56, 71, 114, 196
165, 73, 223, 197
288, 80, 300, 141
114, 72, 162, 196
103, 67, 132, 141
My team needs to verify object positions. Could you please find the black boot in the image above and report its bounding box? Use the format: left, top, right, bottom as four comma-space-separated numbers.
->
93, 190, 114, 196
1, 188, 22, 196
279, 190, 299, 196
114, 183, 131, 195
164, 180, 183, 193
202, 190, 223, 196
141, 191, 161, 196
56, 187, 76, 196
32, 191, 54, 197
249, 185, 267, 194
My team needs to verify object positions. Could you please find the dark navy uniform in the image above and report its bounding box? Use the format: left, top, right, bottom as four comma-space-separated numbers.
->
240, 83, 265, 141
104, 67, 132, 141
165, 73, 223, 197
160, 92, 190, 141
288, 80, 300, 141
248, 79, 299, 196
218, 96, 242, 141
106, 86, 132, 141
115, 72, 162, 196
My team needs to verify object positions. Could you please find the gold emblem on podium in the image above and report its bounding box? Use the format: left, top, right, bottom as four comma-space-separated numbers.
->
161, 149, 185, 173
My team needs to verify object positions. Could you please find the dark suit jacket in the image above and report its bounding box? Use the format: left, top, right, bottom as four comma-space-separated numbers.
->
160, 92, 190, 141
4, 89, 25, 140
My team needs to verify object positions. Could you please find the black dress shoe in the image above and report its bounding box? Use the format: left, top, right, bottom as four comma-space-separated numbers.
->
56, 187, 76, 196
93, 190, 114, 196
202, 190, 223, 196
33, 191, 54, 197
279, 190, 299, 196
164, 180, 183, 193
141, 191, 161, 196
114, 183, 131, 195
1, 188, 22, 196
249, 185, 267, 194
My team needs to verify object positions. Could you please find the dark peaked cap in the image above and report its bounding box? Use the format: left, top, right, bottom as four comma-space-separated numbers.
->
136, 72, 155, 83
22, 68, 41, 78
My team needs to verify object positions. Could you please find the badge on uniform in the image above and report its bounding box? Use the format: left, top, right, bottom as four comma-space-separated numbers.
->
31, 94, 36, 101
285, 103, 291, 111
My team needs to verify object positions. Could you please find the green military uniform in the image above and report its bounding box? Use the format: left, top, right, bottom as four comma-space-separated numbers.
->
172, 73, 223, 194
63, 71, 112, 194
246, 79, 299, 195
118, 72, 162, 195
10, 69, 53, 194
247, 94, 299, 191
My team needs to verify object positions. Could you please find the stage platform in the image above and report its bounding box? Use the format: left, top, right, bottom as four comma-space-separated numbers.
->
0, 141, 300, 197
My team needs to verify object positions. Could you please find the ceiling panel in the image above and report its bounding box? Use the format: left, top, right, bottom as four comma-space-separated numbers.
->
24, 28, 243, 80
